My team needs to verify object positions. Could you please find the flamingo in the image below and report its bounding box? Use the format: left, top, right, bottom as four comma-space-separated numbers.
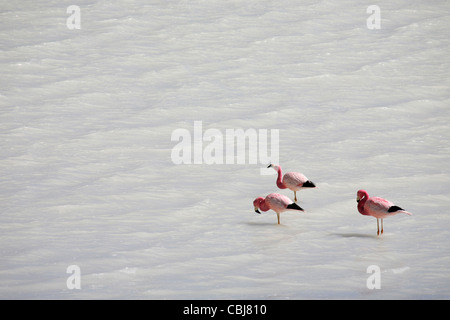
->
253, 193, 304, 224
356, 189, 412, 235
268, 164, 316, 202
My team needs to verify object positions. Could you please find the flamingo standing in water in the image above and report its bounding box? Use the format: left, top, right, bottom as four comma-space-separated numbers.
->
356, 189, 412, 235
253, 193, 304, 224
268, 164, 316, 202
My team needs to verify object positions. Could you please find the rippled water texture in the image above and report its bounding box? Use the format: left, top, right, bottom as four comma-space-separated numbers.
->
1, 0, 449, 299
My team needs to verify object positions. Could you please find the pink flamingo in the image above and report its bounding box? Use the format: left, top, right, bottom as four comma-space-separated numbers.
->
268, 164, 316, 202
253, 193, 304, 224
356, 189, 412, 235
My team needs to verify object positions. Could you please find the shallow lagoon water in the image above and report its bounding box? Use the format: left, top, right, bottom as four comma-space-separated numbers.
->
1, 0, 449, 299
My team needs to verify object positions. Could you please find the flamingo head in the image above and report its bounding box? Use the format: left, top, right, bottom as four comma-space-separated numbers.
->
356, 189, 368, 203
267, 164, 279, 171
253, 197, 264, 214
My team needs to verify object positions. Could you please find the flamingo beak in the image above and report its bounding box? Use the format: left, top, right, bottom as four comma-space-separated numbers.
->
254, 206, 261, 214
356, 196, 360, 203
267, 164, 272, 168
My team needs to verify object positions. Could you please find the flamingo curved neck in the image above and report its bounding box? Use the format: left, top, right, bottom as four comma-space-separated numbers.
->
357, 192, 369, 215
259, 199, 270, 212
276, 167, 287, 189
357, 199, 365, 214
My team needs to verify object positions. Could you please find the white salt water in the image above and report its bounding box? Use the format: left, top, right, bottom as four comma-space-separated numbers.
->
1, 0, 449, 299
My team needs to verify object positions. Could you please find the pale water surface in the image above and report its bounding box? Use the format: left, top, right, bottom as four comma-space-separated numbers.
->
0, 0, 449, 299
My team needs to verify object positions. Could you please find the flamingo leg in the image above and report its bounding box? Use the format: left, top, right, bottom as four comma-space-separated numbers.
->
381, 219, 384, 234
277, 212, 280, 224
377, 218, 380, 235
294, 191, 297, 202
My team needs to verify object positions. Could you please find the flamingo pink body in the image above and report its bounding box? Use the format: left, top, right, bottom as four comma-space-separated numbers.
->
253, 193, 304, 224
268, 164, 316, 201
356, 189, 412, 235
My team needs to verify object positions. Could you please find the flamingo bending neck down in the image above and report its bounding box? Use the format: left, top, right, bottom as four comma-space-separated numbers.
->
356, 189, 412, 235
253, 193, 304, 224
268, 164, 316, 202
